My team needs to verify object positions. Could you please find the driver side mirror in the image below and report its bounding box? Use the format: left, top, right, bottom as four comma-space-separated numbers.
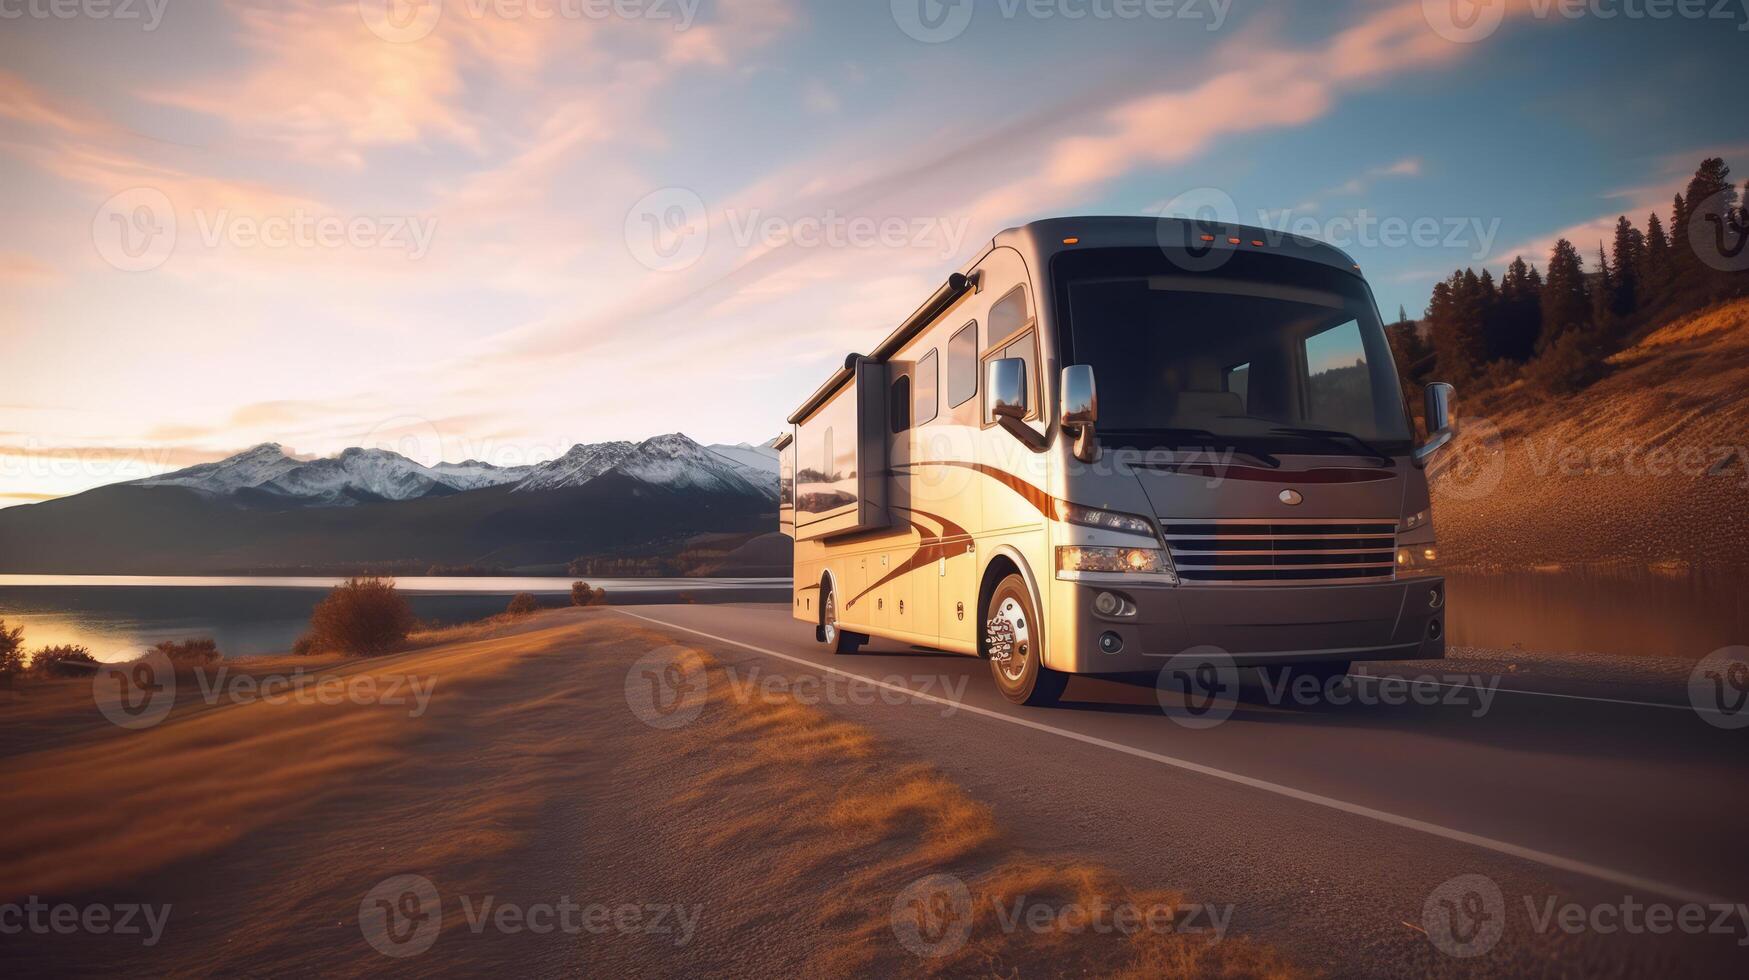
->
1060, 364, 1099, 464
1414, 382, 1458, 467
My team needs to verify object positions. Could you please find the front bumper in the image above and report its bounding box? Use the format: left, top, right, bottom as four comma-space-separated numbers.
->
1054, 577, 1446, 675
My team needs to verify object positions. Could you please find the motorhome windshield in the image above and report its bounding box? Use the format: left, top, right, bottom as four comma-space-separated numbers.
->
1054, 248, 1414, 455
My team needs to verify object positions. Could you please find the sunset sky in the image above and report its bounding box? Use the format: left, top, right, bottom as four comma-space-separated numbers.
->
2, 0, 1744, 505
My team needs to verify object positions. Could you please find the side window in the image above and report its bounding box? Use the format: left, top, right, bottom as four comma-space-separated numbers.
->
889, 374, 911, 433
988, 285, 1030, 342
948, 323, 978, 407
915, 350, 939, 426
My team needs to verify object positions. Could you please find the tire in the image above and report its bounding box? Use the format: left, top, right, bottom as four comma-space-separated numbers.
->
820, 585, 863, 655
984, 573, 1068, 706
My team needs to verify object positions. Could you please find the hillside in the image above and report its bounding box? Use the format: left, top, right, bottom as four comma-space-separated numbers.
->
1433, 298, 1749, 571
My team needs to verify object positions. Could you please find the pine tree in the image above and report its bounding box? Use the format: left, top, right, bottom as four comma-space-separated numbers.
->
1591, 243, 1615, 326
1496, 256, 1542, 361
1397, 304, 1409, 325
1642, 211, 1670, 295
1610, 216, 1643, 315
1538, 239, 1590, 351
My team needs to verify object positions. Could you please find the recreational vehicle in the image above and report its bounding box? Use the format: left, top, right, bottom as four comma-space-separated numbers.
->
776, 217, 1455, 706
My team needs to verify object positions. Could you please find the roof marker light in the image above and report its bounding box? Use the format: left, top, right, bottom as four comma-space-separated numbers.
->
1201, 234, 1216, 243
1227, 237, 1242, 245
1062, 237, 1080, 245
1251, 240, 1265, 247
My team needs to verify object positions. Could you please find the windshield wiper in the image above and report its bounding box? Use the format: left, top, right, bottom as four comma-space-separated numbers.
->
1105, 429, 1280, 469
1269, 426, 1395, 467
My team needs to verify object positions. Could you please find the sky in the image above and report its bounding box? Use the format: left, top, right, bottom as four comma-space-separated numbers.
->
1, 0, 1745, 506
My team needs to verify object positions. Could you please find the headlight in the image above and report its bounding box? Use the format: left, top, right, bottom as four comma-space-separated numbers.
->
1395, 544, 1441, 577
1055, 501, 1158, 537
1057, 546, 1178, 583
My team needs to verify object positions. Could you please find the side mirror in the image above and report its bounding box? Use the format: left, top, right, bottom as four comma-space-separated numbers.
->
1413, 382, 1458, 467
1060, 365, 1099, 463
986, 358, 1028, 423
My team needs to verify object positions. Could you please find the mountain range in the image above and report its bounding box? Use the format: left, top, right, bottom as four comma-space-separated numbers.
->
0, 434, 782, 574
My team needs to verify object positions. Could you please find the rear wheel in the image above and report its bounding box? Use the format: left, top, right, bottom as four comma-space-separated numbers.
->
820, 585, 863, 655
985, 573, 1068, 706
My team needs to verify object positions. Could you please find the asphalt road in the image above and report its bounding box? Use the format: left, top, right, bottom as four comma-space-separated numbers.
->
616, 602, 1749, 978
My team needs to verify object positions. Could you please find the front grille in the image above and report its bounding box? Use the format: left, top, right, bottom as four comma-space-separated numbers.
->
1162, 520, 1398, 584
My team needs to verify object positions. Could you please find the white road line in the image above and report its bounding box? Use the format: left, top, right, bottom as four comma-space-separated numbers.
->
617, 608, 1732, 909
1416, 679, 1713, 715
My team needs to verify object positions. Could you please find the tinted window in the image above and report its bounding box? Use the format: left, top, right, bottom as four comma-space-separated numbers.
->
915, 350, 939, 426
889, 375, 911, 433
948, 323, 978, 407
989, 286, 1029, 341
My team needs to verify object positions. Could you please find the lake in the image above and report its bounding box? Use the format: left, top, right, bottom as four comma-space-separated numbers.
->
0, 576, 790, 661
0, 569, 1742, 663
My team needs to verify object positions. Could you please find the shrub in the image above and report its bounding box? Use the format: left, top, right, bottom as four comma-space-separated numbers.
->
1528, 329, 1607, 395
154, 638, 221, 667
306, 577, 417, 657
0, 620, 24, 689
506, 592, 540, 616
292, 633, 319, 656
32, 645, 98, 677
570, 581, 607, 607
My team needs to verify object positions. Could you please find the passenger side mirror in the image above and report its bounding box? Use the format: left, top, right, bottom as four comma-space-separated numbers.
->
986, 358, 1028, 422
986, 358, 1045, 452
1060, 364, 1099, 464
1413, 382, 1458, 467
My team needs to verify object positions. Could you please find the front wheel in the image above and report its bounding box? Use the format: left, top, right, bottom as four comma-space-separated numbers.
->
985, 574, 1068, 706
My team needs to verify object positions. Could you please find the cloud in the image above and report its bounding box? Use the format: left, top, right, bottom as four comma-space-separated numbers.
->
0, 251, 58, 286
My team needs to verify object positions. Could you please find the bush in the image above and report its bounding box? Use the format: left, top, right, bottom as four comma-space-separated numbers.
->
154, 638, 221, 667
1528, 329, 1607, 395
32, 645, 98, 677
0, 620, 24, 689
506, 592, 540, 616
306, 577, 417, 657
570, 581, 607, 607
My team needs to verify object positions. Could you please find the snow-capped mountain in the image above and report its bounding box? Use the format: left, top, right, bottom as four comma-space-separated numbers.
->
130, 434, 775, 507
429, 459, 535, 491
137, 445, 533, 506
135, 443, 302, 494
512, 441, 638, 493
253, 448, 453, 506
514, 434, 777, 501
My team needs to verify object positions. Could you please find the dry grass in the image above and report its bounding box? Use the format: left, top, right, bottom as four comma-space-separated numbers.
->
1, 612, 1299, 977
654, 631, 1299, 978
